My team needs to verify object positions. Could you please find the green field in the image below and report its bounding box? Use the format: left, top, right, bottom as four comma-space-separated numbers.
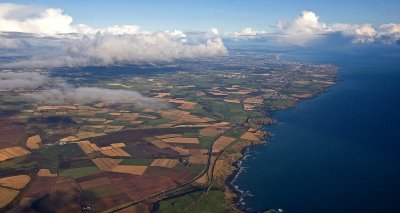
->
59, 166, 101, 179
120, 158, 153, 166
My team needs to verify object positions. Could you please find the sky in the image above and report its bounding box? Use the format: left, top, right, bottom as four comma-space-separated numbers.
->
0, 1, 399, 68
3, 0, 400, 32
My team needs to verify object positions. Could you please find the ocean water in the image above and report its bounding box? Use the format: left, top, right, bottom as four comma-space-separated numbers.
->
233, 46, 400, 213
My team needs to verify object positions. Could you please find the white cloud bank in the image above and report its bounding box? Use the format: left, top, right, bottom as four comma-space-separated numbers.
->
230, 11, 400, 46
0, 70, 162, 107
0, 3, 227, 67
25, 84, 162, 107
0, 71, 48, 90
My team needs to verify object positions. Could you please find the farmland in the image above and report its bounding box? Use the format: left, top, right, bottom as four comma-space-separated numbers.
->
0, 52, 337, 212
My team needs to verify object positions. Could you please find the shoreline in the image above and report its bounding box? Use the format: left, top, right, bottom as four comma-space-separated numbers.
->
223, 134, 268, 212
222, 82, 340, 212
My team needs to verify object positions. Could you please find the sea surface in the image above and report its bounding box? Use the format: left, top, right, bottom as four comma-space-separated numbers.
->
232, 46, 400, 213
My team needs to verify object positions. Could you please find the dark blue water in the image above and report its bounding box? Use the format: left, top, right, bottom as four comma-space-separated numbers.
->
233, 46, 400, 213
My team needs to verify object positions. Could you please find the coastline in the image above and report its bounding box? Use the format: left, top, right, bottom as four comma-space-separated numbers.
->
225, 139, 267, 212
221, 82, 340, 212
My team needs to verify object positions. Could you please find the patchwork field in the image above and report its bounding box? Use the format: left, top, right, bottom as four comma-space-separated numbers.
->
0, 187, 19, 208
212, 136, 236, 153
0, 175, 31, 189
92, 158, 122, 171
100, 147, 131, 157
161, 137, 200, 144
79, 177, 111, 190
26, 135, 41, 150
0, 147, 30, 161
111, 165, 148, 175
150, 159, 178, 168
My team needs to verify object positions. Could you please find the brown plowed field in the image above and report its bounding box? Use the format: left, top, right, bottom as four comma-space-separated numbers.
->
212, 136, 236, 153
111, 165, 148, 175
26, 135, 41, 149
92, 158, 122, 171
79, 177, 111, 190
161, 137, 199, 144
0, 146, 30, 161
150, 159, 178, 168
189, 155, 208, 164
0, 175, 31, 189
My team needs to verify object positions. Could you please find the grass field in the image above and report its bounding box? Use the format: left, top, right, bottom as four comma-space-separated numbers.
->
154, 191, 202, 213
121, 158, 153, 166
184, 189, 234, 213
37, 143, 85, 172
59, 166, 102, 179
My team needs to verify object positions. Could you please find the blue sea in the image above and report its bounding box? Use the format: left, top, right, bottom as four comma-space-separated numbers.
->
232, 46, 400, 213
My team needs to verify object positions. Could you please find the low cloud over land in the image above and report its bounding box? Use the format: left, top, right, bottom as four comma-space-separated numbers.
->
25, 84, 162, 107
0, 71, 48, 90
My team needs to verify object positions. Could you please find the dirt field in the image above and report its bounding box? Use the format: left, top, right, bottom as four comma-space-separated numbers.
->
161, 137, 200, 144
111, 165, 148, 175
104, 125, 125, 133
241, 131, 260, 141
149, 139, 170, 149
0, 187, 19, 208
199, 126, 228, 137
109, 166, 197, 201
26, 135, 41, 149
0, 146, 30, 161
154, 92, 170, 98
36, 105, 78, 111
0, 117, 26, 149
0, 175, 31, 189
92, 158, 122, 171
77, 131, 106, 140
189, 155, 208, 164
77, 140, 100, 154
150, 159, 178, 168
189, 149, 208, 155
79, 177, 111, 190
223, 99, 241, 103
110, 143, 126, 148
120, 203, 149, 213
90, 127, 197, 147
101, 147, 131, 157
154, 134, 183, 139
170, 146, 189, 155
212, 136, 236, 153
37, 169, 57, 177
167, 99, 197, 110
159, 110, 212, 123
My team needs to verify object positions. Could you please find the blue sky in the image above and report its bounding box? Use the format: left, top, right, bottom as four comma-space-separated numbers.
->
4, 0, 400, 32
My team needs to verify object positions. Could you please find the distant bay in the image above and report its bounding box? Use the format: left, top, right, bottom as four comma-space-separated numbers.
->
233, 46, 400, 213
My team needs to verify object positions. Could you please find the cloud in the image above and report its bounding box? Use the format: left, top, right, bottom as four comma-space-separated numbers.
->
228, 11, 400, 47
0, 69, 162, 107
0, 3, 227, 67
24, 83, 163, 107
378, 23, 400, 44
0, 3, 76, 35
225, 28, 267, 40
0, 71, 48, 90
276, 11, 328, 46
